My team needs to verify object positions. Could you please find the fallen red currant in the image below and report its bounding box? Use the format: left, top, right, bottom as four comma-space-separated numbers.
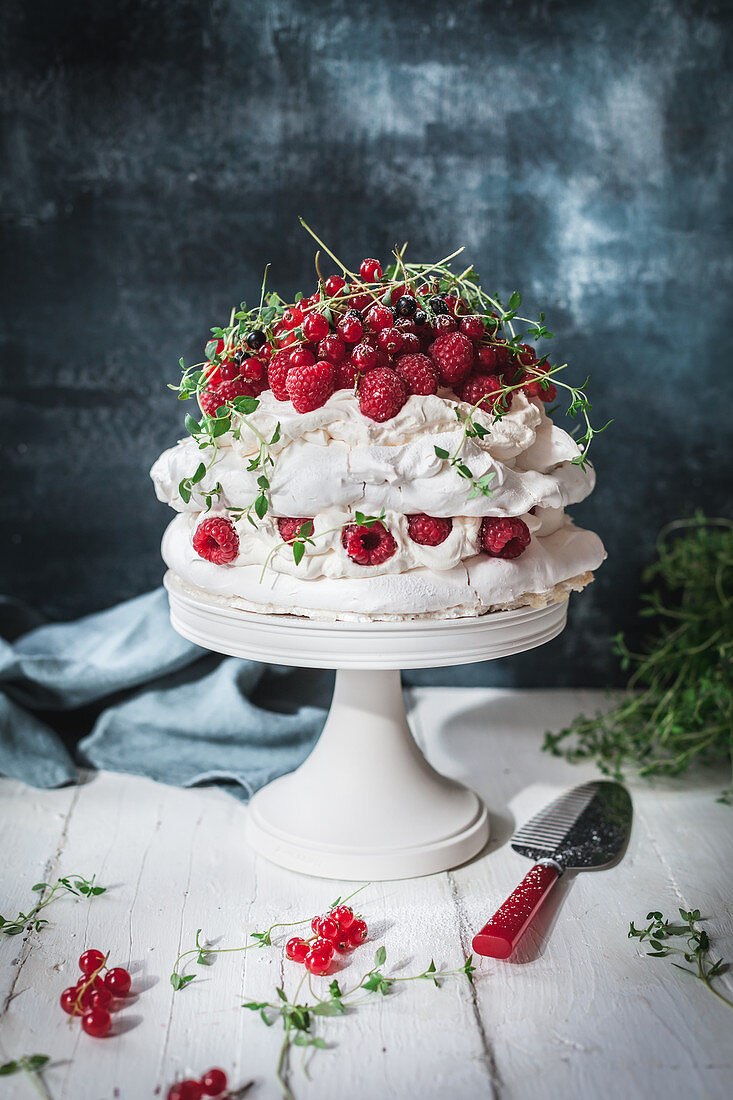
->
200, 1067, 228, 1096
90, 987, 113, 1010
79, 949, 106, 975
60, 987, 82, 1015
312, 937, 335, 961
104, 967, 131, 996
332, 905, 354, 931
81, 1007, 112, 1038
304, 948, 331, 975
348, 918, 368, 946
315, 916, 340, 942
167, 1080, 203, 1100
286, 937, 310, 963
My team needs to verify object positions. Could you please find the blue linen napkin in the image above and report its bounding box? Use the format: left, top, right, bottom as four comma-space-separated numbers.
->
0, 589, 330, 797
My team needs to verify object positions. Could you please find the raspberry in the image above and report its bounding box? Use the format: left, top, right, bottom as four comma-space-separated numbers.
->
459, 373, 505, 409
477, 343, 511, 372
342, 521, 397, 566
524, 379, 557, 403
459, 315, 486, 341
199, 379, 255, 417
358, 367, 408, 422
429, 331, 475, 386
359, 257, 382, 281
286, 360, 335, 412
351, 342, 377, 372
377, 327, 404, 355
479, 517, 531, 559
325, 274, 346, 296
335, 359, 359, 389
277, 517, 311, 542
366, 303, 395, 331
317, 334, 346, 363
268, 349, 295, 401
302, 312, 329, 342
407, 514, 453, 546
395, 353, 439, 396
193, 518, 239, 565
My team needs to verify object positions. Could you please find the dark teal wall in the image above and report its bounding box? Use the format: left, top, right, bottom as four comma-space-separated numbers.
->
2, 0, 732, 685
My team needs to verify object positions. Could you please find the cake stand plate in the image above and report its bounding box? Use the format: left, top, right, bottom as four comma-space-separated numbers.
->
164, 572, 568, 880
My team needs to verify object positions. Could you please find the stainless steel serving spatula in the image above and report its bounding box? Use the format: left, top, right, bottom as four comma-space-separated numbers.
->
472, 780, 632, 959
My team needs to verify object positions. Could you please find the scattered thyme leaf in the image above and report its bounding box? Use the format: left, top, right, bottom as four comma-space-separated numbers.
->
629, 907, 732, 1010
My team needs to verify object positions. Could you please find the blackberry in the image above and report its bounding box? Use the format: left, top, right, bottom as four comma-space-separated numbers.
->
246, 329, 266, 350
395, 295, 418, 318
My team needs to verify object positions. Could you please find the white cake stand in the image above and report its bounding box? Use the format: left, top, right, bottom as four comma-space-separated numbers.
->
164, 571, 568, 880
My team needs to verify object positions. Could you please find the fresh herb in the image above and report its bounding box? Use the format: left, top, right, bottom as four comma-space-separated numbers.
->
0, 1055, 52, 1099
1, 874, 105, 936
629, 908, 732, 1010
543, 515, 733, 800
258, 511, 386, 581
170, 884, 368, 990
243, 946, 476, 1100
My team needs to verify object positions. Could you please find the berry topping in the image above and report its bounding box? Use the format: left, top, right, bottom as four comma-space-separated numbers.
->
459, 315, 486, 341
429, 331, 475, 386
281, 306, 303, 331
200, 1069, 228, 1097
104, 967, 132, 996
516, 342, 537, 366
377, 327, 404, 354
277, 517, 311, 542
524, 379, 557, 403
414, 309, 428, 326
317, 333, 346, 363
359, 257, 382, 281
302, 311, 330, 342
479, 517, 531, 559
337, 313, 364, 343
430, 295, 449, 315
395, 352, 439, 395
399, 331, 421, 354
358, 367, 408, 422
395, 294, 418, 318
478, 340, 513, 373
289, 347, 316, 370
199, 378, 256, 418
325, 274, 346, 296
351, 342, 378, 372
407, 514, 453, 546
268, 348, 295, 401
366, 303, 395, 331
286, 359, 335, 412
286, 937, 310, 963
459, 373, 505, 410
342, 521, 397, 566
81, 1008, 112, 1038
246, 329, 266, 350
434, 313, 458, 333
335, 359, 360, 389
192, 518, 240, 565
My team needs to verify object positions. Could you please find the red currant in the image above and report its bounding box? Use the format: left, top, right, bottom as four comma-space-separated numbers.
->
209, 338, 225, 356
282, 306, 303, 331
434, 314, 457, 333
378, 328, 404, 355
167, 1081, 203, 1100
337, 315, 363, 343
348, 919, 368, 946
335, 938, 351, 953
81, 1007, 112, 1038
286, 937, 310, 963
290, 347, 315, 369
516, 342, 537, 366
351, 343, 377, 372
367, 304, 394, 331
332, 905, 354, 931
400, 332, 421, 353
104, 967, 131, 996
312, 937, 335, 961
304, 947, 331, 975
316, 917, 340, 942
303, 312, 329, 341
60, 987, 82, 1015
459, 316, 486, 341
219, 360, 240, 381
359, 258, 382, 282
79, 949, 106, 975
89, 987, 113, 1010
259, 344, 272, 362
325, 274, 346, 296
348, 289, 372, 312
317, 334, 346, 363
242, 357, 265, 381
200, 1068, 228, 1096
444, 293, 466, 317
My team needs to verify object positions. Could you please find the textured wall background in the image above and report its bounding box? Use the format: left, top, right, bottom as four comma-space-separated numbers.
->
2, 0, 732, 686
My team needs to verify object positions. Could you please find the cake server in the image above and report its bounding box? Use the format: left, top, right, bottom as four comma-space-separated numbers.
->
472, 779, 632, 959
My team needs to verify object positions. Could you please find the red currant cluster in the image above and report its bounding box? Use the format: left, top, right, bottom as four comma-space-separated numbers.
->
197, 253, 557, 422
167, 1067, 228, 1100
59, 949, 132, 1038
285, 905, 368, 975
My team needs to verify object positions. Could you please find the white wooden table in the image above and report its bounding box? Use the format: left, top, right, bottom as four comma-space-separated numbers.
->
1, 688, 731, 1100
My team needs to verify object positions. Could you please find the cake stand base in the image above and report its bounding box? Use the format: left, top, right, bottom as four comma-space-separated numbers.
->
164, 572, 568, 880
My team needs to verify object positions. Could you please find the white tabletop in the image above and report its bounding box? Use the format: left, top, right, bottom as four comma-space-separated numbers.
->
1, 687, 731, 1100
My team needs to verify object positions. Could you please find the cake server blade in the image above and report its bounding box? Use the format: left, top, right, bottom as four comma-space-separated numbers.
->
472, 780, 632, 959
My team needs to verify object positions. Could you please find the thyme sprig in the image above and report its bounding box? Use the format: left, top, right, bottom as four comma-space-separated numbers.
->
243, 946, 476, 1100
629, 908, 732, 1010
1, 874, 105, 937
0, 1055, 52, 1100
258, 510, 386, 580
543, 515, 733, 800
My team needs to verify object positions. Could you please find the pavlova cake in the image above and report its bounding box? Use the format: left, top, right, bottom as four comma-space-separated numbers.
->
152, 230, 605, 620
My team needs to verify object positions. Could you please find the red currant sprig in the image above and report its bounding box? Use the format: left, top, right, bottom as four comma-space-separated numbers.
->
59, 949, 133, 1038
167, 1067, 229, 1099
284, 904, 369, 975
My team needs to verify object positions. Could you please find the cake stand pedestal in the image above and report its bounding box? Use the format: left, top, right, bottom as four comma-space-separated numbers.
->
164, 571, 568, 880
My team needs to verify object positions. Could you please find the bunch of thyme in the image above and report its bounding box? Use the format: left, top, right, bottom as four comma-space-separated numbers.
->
544, 515, 733, 799
1, 873, 105, 936
629, 907, 731, 1010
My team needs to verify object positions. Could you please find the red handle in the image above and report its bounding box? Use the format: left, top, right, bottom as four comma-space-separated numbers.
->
472, 862, 560, 958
